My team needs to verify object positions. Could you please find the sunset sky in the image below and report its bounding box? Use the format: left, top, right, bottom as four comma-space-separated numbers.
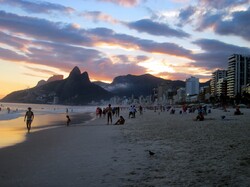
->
0, 0, 250, 99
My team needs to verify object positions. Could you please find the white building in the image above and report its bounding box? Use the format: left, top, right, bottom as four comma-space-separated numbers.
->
185, 76, 199, 96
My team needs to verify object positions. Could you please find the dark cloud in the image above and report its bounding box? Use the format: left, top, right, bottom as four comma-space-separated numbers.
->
191, 39, 250, 69
214, 8, 250, 41
88, 27, 192, 57
26, 41, 104, 70
137, 39, 192, 57
199, 0, 250, 9
127, 19, 190, 38
0, 0, 74, 14
0, 11, 92, 45
196, 13, 222, 31
194, 7, 250, 41
177, 0, 250, 41
178, 6, 196, 27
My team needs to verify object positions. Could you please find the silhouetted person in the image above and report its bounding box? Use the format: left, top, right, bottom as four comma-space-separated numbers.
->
66, 115, 71, 126
139, 105, 143, 115
24, 107, 34, 133
234, 106, 243, 115
106, 104, 112, 124
115, 116, 125, 125
195, 106, 204, 121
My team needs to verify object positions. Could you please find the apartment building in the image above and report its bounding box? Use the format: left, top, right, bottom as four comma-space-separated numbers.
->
227, 54, 250, 98
210, 70, 227, 96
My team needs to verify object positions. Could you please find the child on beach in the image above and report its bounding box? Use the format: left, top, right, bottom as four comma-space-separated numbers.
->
24, 107, 34, 133
66, 115, 71, 126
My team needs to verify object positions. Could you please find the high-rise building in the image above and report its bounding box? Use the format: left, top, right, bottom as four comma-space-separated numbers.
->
185, 76, 199, 96
216, 78, 227, 97
227, 54, 250, 98
210, 70, 227, 96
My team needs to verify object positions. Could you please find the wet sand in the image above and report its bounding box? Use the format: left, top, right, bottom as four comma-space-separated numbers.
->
0, 108, 249, 186
0, 112, 93, 148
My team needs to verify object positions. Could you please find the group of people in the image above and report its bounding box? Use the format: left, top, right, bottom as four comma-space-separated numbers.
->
23, 104, 126, 133
105, 104, 125, 125
25, 102, 245, 132
96, 106, 120, 118
129, 105, 137, 118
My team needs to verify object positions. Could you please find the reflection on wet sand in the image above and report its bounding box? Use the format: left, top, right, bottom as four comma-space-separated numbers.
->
0, 113, 93, 148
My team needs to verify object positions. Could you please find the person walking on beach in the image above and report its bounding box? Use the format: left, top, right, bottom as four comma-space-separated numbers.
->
66, 115, 71, 126
106, 104, 113, 124
24, 107, 34, 133
139, 105, 143, 115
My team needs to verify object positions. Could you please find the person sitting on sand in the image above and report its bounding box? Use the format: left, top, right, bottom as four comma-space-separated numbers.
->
170, 108, 175, 114
234, 106, 243, 115
115, 116, 125, 125
195, 106, 204, 121
66, 115, 71, 126
24, 107, 34, 133
196, 112, 204, 121
129, 105, 134, 118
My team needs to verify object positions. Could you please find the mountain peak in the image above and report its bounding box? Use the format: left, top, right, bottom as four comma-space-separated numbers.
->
81, 71, 90, 83
68, 66, 81, 79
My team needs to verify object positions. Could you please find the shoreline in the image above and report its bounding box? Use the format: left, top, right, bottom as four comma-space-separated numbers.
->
0, 108, 249, 186
0, 112, 95, 149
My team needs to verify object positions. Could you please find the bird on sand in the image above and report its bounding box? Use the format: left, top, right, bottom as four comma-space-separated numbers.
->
148, 150, 155, 156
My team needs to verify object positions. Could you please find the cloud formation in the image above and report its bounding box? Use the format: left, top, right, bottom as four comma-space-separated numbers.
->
199, 0, 250, 9
0, 0, 74, 14
127, 19, 190, 38
177, 0, 250, 41
0, 11, 92, 45
191, 39, 250, 69
0, 0, 250, 90
214, 8, 250, 41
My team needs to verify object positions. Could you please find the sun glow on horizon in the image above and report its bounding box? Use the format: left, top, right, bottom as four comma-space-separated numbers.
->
139, 58, 175, 75
95, 42, 138, 51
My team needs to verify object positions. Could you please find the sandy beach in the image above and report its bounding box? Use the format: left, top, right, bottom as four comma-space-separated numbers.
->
0, 107, 249, 186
